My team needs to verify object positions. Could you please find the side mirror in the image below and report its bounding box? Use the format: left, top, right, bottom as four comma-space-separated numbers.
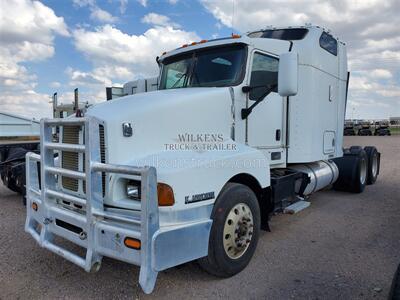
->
278, 52, 298, 97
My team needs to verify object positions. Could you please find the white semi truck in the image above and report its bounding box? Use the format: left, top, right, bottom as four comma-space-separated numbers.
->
25, 25, 380, 294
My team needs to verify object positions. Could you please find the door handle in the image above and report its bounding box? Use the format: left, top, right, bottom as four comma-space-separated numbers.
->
275, 129, 281, 141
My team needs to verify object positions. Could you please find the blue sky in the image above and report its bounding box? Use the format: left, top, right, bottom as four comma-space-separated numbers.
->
32, 0, 229, 94
0, 0, 399, 119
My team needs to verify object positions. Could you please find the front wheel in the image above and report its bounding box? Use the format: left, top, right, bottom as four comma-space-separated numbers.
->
198, 183, 260, 277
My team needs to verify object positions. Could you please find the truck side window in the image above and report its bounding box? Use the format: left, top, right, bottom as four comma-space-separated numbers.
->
319, 32, 337, 56
249, 53, 278, 100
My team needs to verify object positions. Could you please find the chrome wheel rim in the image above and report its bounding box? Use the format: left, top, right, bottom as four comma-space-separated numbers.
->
223, 203, 254, 259
360, 158, 367, 184
371, 153, 378, 178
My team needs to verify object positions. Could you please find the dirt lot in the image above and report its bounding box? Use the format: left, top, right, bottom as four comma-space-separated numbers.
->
1, 136, 399, 299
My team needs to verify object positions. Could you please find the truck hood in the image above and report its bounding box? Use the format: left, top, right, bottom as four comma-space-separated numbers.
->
86, 87, 233, 165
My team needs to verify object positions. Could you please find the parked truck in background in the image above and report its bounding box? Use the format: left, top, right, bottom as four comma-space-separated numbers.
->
25, 25, 381, 294
358, 121, 373, 136
344, 120, 356, 136
374, 121, 391, 136
0, 112, 40, 197
0, 90, 89, 203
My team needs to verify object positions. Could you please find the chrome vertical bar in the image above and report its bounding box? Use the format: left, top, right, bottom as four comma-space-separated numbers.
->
84, 117, 103, 272
40, 119, 56, 244
139, 166, 159, 294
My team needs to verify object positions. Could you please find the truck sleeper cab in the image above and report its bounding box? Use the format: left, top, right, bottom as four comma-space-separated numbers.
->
25, 25, 380, 294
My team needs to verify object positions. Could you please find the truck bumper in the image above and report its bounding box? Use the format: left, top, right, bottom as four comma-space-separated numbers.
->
25, 117, 212, 294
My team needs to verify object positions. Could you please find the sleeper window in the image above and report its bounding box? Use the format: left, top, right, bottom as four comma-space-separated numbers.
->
319, 32, 337, 56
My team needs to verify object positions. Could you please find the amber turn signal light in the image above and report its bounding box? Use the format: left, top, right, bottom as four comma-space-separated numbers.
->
157, 183, 175, 206
32, 202, 38, 211
124, 237, 141, 250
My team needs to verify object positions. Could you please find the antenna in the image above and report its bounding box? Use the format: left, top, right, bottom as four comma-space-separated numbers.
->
74, 88, 79, 112
231, 0, 235, 34
53, 93, 57, 115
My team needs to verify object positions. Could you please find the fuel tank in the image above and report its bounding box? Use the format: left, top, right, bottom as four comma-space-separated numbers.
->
290, 160, 339, 195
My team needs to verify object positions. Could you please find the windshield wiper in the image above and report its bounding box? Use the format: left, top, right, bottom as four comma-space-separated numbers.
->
171, 71, 189, 88
170, 53, 197, 89
241, 84, 277, 119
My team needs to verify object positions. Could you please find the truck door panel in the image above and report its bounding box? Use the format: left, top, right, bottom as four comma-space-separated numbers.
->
246, 52, 285, 151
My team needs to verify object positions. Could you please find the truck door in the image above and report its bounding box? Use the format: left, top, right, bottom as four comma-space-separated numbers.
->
246, 51, 285, 162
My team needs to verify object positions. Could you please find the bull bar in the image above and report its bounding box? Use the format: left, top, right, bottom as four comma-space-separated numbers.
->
25, 117, 172, 294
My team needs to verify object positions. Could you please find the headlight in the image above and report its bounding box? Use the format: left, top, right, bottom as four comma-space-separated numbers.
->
126, 181, 140, 199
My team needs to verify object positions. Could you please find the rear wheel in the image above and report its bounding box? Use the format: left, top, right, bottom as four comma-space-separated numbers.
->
3, 172, 19, 193
364, 146, 379, 185
334, 147, 368, 193
351, 149, 368, 193
198, 183, 260, 277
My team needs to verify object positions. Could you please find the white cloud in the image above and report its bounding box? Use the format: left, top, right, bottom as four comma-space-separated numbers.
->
50, 81, 61, 88
68, 23, 199, 103
72, 0, 118, 23
168, 0, 179, 4
119, 0, 128, 13
370, 69, 392, 79
0, 0, 69, 118
141, 13, 179, 28
201, 0, 400, 119
0, 0, 69, 45
0, 91, 53, 119
66, 67, 107, 86
72, 0, 95, 7
137, 0, 147, 7
361, 23, 398, 39
72, 24, 199, 81
90, 7, 119, 23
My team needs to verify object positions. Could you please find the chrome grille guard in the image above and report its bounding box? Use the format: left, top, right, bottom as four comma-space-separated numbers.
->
25, 116, 159, 293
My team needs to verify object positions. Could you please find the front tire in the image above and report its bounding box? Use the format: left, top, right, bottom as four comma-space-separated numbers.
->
199, 183, 260, 277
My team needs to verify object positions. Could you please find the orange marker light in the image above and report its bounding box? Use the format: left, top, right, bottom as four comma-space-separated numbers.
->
124, 237, 141, 250
231, 34, 241, 39
32, 202, 38, 211
182, 44, 188, 48
199, 39, 208, 43
157, 183, 175, 206
191, 42, 197, 46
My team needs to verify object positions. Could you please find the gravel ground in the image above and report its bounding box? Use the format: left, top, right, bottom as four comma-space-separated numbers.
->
1, 136, 399, 299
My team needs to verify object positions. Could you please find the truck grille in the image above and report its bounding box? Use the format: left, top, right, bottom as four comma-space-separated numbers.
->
99, 125, 106, 196
61, 126, 80, 192
61, 124, 106, 196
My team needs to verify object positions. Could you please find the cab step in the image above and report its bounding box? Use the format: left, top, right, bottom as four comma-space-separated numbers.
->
284, 200, 310, 214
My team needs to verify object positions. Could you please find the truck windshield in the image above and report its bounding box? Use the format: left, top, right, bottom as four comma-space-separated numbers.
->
159, 45, 246, 89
